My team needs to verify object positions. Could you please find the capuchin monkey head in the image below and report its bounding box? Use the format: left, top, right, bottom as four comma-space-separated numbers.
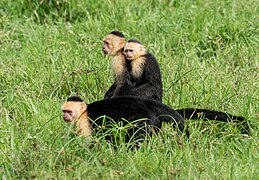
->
123, 39, 146, 60
61, 96, 87, 123
102, 31, 126, 57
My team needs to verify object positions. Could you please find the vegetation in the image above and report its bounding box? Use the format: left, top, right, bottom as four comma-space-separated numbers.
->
1, 0, 258, 179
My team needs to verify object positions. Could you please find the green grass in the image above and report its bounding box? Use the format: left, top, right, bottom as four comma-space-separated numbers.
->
1, 0, 258, 179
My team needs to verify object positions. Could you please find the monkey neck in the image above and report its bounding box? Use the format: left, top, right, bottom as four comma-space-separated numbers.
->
75, 110, 93, 137
111, 52, 127, 82
111, 48, 124, 57
131, 56, 146, 78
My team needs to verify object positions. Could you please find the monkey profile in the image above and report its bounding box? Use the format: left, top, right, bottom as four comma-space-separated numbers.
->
61, 96, 190, 141
62, 96, 93, 137
102, 31, 132, 98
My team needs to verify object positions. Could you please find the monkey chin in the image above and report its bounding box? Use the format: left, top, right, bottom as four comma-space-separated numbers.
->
125, 55, 134, 60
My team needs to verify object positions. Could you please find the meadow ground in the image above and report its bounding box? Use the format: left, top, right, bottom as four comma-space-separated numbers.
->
0, 0, 258, 179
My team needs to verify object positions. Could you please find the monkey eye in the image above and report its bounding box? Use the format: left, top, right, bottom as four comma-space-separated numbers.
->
124, 49, 133, 53
103, 41, 109, 45
63, 110, 72, 114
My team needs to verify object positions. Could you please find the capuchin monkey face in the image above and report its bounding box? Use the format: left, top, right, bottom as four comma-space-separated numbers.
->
102, 34, 125, 56
123, 42, 146, 60
61, 101, 85, 123
102, 39, 111, 55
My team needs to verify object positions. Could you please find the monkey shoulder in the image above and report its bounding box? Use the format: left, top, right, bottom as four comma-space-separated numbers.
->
141, 52, 162, 83
144, 53, 161, 70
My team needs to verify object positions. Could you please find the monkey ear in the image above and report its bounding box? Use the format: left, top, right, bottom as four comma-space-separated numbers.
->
119, 38, 126, 49
80, 102, 87, 111
139, 45, 146, 55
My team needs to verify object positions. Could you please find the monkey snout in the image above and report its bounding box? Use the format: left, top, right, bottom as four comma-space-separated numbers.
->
102, 48, 108, 55
64, 118, 72, 123
63, 115, 72, 123
126, 56, 133, 60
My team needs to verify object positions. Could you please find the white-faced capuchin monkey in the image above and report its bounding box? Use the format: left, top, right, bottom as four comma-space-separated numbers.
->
62, 96, 93, 137
123, 39, 163, 101
61, 96, 190, 141
102, 31, 132, 98
102, 31, 250, 134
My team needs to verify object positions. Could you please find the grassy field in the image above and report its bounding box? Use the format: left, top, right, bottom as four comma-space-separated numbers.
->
1, 0, 258, 179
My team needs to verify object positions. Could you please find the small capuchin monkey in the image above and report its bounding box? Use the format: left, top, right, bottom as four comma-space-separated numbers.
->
102, 33, 250, 134
61, 96, 190, 140
123, 39, 163, 102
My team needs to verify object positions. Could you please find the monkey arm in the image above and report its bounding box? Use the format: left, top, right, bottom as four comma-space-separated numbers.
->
110, 70, 135, 98
112, 77, 135, 97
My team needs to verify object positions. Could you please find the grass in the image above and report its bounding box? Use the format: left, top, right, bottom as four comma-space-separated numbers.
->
1, 0, 258, 179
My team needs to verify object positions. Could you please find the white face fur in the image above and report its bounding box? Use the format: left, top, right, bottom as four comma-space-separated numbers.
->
62, 101, 86, 123
123, 42, 146, 60
102, 34, 125, 56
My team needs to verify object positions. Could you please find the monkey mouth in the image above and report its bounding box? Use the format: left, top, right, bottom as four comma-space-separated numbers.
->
102, 49, 108, 55
64, 118, 73, 123
126, 56, 134, 60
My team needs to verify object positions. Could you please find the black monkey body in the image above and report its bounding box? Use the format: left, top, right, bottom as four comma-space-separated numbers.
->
106, 52, 163, 101
126, 52, 163, 102
65, 96, 190, 140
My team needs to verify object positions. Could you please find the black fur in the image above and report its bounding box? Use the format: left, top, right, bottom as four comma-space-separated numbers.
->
104, 83, 117, 99
86, 96, 190, 140
109, 31, 125, 38
126, 52, 163, 102
67, 96, 84, 102
177, 108, 249, 134
105, 52, 163, 102
127, 39, 142, 44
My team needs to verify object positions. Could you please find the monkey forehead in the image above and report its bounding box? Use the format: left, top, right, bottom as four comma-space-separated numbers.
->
103, 34, 125, 43
124, 42, 144, 50
61, 101, 83, 110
